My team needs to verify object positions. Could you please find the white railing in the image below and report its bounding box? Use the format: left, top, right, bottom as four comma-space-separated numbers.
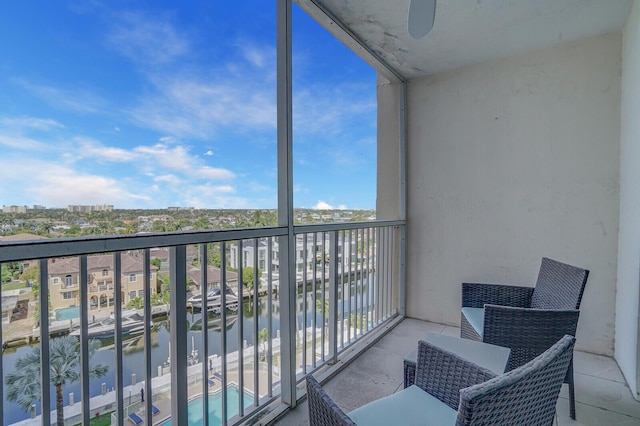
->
0, 220, 403, 426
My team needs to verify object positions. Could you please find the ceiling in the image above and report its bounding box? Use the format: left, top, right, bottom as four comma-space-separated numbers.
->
308, 0, 634, 80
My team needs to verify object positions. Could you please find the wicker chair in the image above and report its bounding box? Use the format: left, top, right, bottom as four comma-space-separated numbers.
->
306, 335, 575, 426
460, 257, 589, 419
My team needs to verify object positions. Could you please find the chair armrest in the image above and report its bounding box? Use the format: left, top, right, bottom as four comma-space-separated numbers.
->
462, 282, 534, 308
482, 304, 580, 371
414, 340, 496, 410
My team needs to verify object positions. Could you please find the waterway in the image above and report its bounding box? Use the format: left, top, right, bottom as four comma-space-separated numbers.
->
2, 278, 377, 424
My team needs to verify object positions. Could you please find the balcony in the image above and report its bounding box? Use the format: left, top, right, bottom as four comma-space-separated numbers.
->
2, 0, 640, 425
0, 221, 402, 425
276, 319, 640, 425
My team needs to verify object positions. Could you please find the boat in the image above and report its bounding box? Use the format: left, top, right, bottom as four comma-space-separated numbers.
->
70, 311, 147, 338
188, 285, 239, 313
189, 312, 238, 332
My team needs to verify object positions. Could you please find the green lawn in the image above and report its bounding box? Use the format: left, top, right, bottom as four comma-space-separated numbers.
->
73, 411, 113, 426
2, 281, 28, 291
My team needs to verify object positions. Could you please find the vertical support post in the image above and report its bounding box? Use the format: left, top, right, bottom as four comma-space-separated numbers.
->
277, 0, 296, 408
321, 233, 326, 361
237, 241, 245, 417
221, 242, 229, 426
302, 233, 308, 372
0, 264, 3, 423
38, 259, 51, 426
143, 249, 153, 426
340, 231, 346, 347
267, 237, 274, 397
114, 252, 124, 426
200, 244, 210, 426
170, 246, 188, 426
399, 82, 408, 316
362, 228, 373, 331
253, 240, 259, 407
311, 233, 317, 367
347, 230, 352, 341
358, 229, 365, 335
79, 256, 90, 426
328, 231, 338, 363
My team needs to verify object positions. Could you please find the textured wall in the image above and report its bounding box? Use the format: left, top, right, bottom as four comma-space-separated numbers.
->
405, 33, 621, 356
616, 0, 640, 399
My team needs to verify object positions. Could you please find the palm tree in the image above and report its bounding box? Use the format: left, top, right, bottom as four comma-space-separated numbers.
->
5, 336, 108, 425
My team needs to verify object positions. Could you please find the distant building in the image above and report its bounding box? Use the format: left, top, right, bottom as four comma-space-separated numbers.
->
48, 254, 158, 312
229, 233, 358, 275
2, 205, 28, 213
187, 265, 238, 292
167, 207, 194, 211
67, 204, 114, 213
32, 205, 46, 210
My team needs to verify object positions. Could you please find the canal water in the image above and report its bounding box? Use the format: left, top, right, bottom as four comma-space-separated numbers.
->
2, 279, 377, 424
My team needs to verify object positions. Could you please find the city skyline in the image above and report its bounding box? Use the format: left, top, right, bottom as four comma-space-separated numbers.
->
0, 2, 377, 211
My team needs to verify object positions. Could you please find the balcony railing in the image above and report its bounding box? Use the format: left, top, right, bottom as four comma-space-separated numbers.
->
0, 220, 404, 426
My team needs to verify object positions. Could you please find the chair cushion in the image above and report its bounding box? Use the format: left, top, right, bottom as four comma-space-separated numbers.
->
461, 307, 484, 338
347, 385, 457, 426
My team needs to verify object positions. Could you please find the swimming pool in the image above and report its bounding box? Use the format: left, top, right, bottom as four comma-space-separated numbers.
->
159, 387, 254, 426
55, 306, 79, 321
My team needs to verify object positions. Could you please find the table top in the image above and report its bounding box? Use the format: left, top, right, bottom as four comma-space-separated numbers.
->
404, 333, 511, 375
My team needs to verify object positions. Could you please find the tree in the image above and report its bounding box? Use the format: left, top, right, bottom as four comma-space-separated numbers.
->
19, 265, 39, 287
38, 222, 52, 235
242, 267, 262, 295
5, 336, 108, 425
258, 328, 269, 360
1, 262, 20, 282
150, 258, 162, 269
127, 297, 144, 309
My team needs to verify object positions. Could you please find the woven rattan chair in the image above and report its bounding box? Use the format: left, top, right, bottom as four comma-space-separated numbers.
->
306, 335, 575, 426
460, 257, 589, 419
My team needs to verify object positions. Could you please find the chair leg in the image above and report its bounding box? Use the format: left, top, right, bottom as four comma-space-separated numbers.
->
568, 361, 576, 420
569, 380, 576, 419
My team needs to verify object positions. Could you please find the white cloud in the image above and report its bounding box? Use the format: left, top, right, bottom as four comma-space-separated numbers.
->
76, 137, 138, 162
182, 184, 247, 209
154, 174, 183, 185
197, 166, 235, 180
107, 12, 189, 65
0, 117, 64, 131
238, 42, 275, 69
0, 134, 49, 150
0, 160, 150, 207
129, 74, 276, 139
293, 84, 376, 136
0, 116, 61, 150
313, 201, 333, 210
71, 138, 237, 182
159, 136, 177, 143
15, 79, 106, 114
205, 150, 213, 156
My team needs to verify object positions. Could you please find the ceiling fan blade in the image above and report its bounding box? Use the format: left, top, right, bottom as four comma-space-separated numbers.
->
408, 0, 436, 39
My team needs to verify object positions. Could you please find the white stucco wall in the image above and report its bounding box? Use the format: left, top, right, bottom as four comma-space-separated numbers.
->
405, 33, 621, 355
376, 75, 402, 220
616, 0, 640, 399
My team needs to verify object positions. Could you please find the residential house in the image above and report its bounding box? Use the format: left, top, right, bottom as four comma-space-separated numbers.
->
48, 254, 158, 313
186, 265, 238, 293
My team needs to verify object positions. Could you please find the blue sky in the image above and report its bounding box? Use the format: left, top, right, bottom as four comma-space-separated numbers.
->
0, 1, 377, 210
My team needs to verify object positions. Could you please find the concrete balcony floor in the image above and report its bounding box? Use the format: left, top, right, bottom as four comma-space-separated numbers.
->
275, 319, 640, 426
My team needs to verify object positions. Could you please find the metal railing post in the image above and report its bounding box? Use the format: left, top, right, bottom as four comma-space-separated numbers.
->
169, 245, 188, 425
328, 231, 338, 363
38, 259, 51, 426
